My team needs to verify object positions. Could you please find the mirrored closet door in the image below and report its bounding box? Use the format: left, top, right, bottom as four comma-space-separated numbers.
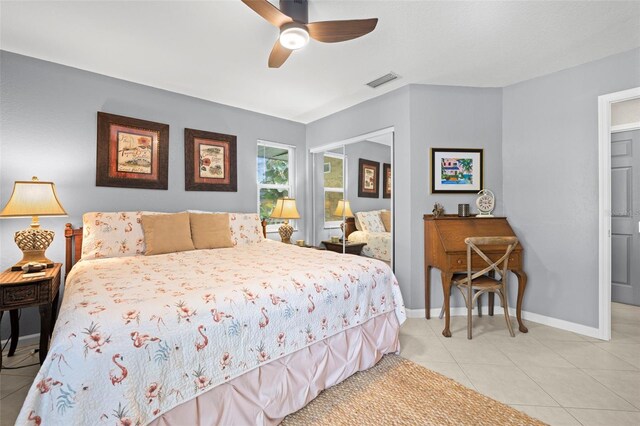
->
310, 130, 394, 269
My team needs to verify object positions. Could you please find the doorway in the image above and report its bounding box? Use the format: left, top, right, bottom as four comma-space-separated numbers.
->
611, 99, 640, 306
598, 87, 640, 340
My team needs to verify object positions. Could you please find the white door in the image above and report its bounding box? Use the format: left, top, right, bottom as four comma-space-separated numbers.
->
611, 129, 640, 305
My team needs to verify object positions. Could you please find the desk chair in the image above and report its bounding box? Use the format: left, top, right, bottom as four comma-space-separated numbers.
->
448, 236, 519, 339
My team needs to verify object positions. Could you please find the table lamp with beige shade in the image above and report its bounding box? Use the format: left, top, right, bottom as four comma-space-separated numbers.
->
269, 197, 300, 244
333, 199, 354, 241
0, 177, 67, 270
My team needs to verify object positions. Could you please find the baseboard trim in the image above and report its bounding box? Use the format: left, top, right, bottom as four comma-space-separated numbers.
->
405, 307, 602, 340
0, 332, 40, 347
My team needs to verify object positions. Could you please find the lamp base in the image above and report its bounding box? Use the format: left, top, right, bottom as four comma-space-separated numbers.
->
278, 222, 294, 244
11, 252, 54, 271
10, 227, 55, 271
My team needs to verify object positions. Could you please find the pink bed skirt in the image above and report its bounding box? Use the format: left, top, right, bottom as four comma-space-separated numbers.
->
149, 312, 401, 426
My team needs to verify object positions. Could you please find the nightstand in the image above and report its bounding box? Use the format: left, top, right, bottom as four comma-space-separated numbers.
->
322, 241, 367, 255
0, 263, 61, 366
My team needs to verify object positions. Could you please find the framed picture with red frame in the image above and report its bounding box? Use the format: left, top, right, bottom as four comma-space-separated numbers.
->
358, 158, 380, 198
96, 112, 169, 190
184, 128, 237, 191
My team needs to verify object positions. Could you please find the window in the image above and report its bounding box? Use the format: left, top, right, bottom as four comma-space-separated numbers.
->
324, 152, 344, 229
257, 141, 296, 233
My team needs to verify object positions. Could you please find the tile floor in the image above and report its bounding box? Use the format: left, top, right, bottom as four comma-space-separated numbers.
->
400, 303, 640, 426
0, 303, 638, 425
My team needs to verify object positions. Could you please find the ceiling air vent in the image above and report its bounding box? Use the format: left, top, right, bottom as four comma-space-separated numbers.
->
366, 72, 400, 88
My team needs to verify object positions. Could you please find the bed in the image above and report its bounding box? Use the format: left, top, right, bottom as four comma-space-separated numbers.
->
346, 211, 392, 263
17, 211, 405, 426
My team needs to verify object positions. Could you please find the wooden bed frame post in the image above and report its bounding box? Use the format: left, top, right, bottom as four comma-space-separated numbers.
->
344, 217, 356, 240
64, 223, 82, 278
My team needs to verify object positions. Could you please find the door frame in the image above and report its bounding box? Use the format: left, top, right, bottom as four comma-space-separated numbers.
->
598, 87, 640, 341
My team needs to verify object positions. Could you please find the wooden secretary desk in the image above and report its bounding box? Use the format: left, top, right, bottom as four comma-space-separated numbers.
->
424, 215, 528, 337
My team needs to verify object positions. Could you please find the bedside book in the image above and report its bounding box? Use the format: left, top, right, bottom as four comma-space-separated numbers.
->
22, 271, 46, 278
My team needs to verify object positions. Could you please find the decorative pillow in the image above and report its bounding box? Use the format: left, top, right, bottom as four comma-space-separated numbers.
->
229, 213, 264, 245
380, 210, 392, 232
141, 212, 195, 255
355, 210, 386, 233
82, 211, 148, 260
189, 213, 233, 249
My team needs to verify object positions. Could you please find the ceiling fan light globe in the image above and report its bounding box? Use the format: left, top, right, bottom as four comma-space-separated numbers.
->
279, 27, 309, 50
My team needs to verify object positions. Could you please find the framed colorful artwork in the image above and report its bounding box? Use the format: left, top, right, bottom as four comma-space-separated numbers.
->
96, 112, 169, 189
358, 158, 380, 198
430, 148, 483, 193
383, 163, 391, 199
184, 128, 237, 191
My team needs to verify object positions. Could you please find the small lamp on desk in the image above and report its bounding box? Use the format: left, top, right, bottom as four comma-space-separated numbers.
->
0, 177, 67, 270
333, 199, 354, 241
270, 197, 300, 244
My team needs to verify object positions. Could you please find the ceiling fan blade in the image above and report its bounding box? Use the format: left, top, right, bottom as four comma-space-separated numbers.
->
307, 18, 378, 43
268, 40, 293, 68
241, 0, 293, 28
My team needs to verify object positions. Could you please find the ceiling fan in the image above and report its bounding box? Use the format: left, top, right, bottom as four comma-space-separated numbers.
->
241, 0, 378, 68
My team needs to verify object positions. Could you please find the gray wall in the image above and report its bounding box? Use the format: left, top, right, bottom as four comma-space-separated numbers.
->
0, 51, 306, 337
410, 85, 503, 311
502, 48, 640, 327
306, 85, 504, 310
306, 87, 412, 304
4, 47, 639, 339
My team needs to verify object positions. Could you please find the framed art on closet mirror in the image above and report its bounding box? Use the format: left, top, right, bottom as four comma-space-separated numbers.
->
184, 128, 237, 191
383, 163, 391, 198
358, 158, 380, 198
96, 112, 169, 190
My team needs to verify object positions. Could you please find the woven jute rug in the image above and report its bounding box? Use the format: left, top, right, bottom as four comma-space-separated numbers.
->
282, 355, 545, 426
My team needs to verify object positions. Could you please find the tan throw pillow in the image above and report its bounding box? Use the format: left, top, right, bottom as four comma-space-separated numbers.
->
380, 210, 392, 232
141, 212, 195, 255
189, 213, 233, 249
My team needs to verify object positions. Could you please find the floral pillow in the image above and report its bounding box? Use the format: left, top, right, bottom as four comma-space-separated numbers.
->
229, 213, 265, 246
82, 211, 149, 260
82, 211, 264, 259
355, 210, 386, 233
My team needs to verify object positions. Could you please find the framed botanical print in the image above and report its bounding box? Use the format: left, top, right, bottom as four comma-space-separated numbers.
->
358, 158, 380, 198
96, 112, 169, 189
383, 163, 391, 199
185, 128, 237, 191
430, 148, 483, 193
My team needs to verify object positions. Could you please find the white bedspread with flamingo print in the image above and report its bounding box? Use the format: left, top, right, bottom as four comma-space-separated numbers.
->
17, 240, 405, 426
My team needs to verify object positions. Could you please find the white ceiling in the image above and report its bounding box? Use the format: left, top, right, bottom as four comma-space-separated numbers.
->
1, 1, 639, 123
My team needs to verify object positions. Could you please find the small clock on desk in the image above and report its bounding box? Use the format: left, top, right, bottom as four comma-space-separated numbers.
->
476, 189, 495, 217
